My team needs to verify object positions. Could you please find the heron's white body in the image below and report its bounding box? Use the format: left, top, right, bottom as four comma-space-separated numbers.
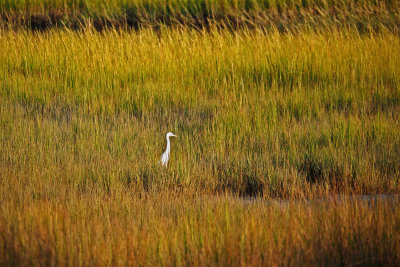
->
160, 132, 176, 167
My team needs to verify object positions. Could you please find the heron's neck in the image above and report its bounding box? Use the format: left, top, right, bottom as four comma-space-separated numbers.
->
165, 137, 171, 153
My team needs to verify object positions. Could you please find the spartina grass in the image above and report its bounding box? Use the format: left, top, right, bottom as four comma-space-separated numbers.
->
0, 25, 400, 265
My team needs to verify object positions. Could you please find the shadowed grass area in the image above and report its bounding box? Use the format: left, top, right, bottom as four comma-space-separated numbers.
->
0, 0, 399, 31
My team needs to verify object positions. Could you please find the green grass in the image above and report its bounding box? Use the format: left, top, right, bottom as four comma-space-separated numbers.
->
1, 23, 400, 265
2, 0, 396, 12
1, 27, 399, 196
1, 0, 399, 31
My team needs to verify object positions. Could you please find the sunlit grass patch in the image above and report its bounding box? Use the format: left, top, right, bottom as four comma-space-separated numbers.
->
1, 27, 399, 196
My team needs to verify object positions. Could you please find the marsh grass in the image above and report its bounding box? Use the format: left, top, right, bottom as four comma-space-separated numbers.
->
1, 191, 399, 266
1, 25, 400, 265
1, 0, 399, 31
1, 27, 399, 196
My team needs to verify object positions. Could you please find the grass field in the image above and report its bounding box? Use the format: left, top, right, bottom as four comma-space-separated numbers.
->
1, 1, 400, 265
1, 0, 399, 31
1, 28, 399, 196
1, 193, 400, 266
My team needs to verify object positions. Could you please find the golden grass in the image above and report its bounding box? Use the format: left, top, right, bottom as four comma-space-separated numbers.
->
1, 191, 399, 266
0, 26, 400, 265
1, 27, 399, 196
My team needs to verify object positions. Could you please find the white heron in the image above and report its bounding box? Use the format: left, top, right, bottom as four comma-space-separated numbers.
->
159, 132, 177, 167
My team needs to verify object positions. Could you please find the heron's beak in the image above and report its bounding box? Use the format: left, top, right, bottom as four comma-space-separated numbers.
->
172, 134, 177, 137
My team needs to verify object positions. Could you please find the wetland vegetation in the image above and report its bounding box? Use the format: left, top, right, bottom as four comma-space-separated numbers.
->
1, 0, 399, 265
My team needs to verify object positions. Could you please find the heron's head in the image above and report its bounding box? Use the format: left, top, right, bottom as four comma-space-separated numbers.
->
166, 132, 177, 138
